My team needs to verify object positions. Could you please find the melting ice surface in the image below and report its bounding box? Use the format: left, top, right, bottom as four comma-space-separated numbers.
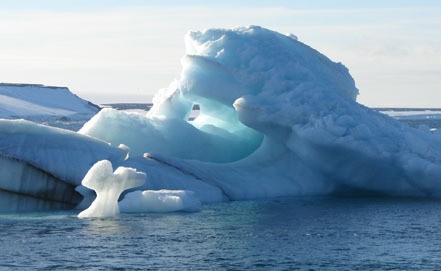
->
77, 160, 200, 218
78, 160, 146, 218
2, 25, 441, 214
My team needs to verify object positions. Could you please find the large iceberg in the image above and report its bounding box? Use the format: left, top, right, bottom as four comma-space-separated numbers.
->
2, 26, 441, 213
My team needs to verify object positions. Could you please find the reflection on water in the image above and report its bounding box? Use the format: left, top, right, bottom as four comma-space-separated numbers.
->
81, 217, 134, 236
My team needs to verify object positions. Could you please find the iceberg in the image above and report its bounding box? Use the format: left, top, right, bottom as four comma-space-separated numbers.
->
119, 190, 201, 213
78, 160, 145, 218
2, 26, 441, 213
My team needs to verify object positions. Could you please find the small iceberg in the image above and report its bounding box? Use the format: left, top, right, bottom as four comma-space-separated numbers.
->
78, 160, 145, 218
120, 190, 201, 213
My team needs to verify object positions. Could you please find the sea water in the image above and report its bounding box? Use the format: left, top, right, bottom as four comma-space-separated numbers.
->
2, 197, 441, 270
2, 107, 441, 270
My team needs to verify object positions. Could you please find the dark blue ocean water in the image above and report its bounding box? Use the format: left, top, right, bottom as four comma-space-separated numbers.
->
2, 197, 441, 270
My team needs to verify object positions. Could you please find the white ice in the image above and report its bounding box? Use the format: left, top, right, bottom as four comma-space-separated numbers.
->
0, 119, 127, 185
0, 83, 99, 120
120, 190, 201, 213
380, 109, 441, 120
78, 160, 145, 218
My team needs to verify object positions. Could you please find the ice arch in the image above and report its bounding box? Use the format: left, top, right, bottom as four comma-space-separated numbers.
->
78, 26, 441, 200
79, 26, 357, 165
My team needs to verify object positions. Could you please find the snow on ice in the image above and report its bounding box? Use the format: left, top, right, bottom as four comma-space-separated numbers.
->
0, 83, 100, 121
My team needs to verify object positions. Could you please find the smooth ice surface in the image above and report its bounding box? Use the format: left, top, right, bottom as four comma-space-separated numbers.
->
0, 156, 81, 212
120, 190, 201, 213
79, 107, 261, 162
120, 156, 225, 203
0, 83, 99, 120
0, 119, 127, 187
78, 160, 145, 218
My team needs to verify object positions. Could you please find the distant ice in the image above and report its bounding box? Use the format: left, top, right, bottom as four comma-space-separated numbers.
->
380, 109, 441, 120
0, 83, 99, 121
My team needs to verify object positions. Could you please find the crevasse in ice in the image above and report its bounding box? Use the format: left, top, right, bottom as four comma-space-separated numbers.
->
2, 26, 441, 213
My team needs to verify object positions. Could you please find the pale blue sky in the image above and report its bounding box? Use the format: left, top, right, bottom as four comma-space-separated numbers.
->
0, 0, 440, 106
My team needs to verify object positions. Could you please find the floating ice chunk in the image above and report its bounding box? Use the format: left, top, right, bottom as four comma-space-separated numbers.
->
119, 190, 201, 213
122, 155, 225, 203
78, 160, 145, 218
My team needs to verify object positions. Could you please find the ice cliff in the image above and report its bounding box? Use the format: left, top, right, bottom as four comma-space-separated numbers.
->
2, 26, 441, 213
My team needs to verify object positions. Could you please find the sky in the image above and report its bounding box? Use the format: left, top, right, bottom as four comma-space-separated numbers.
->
0, 0, 440, 107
